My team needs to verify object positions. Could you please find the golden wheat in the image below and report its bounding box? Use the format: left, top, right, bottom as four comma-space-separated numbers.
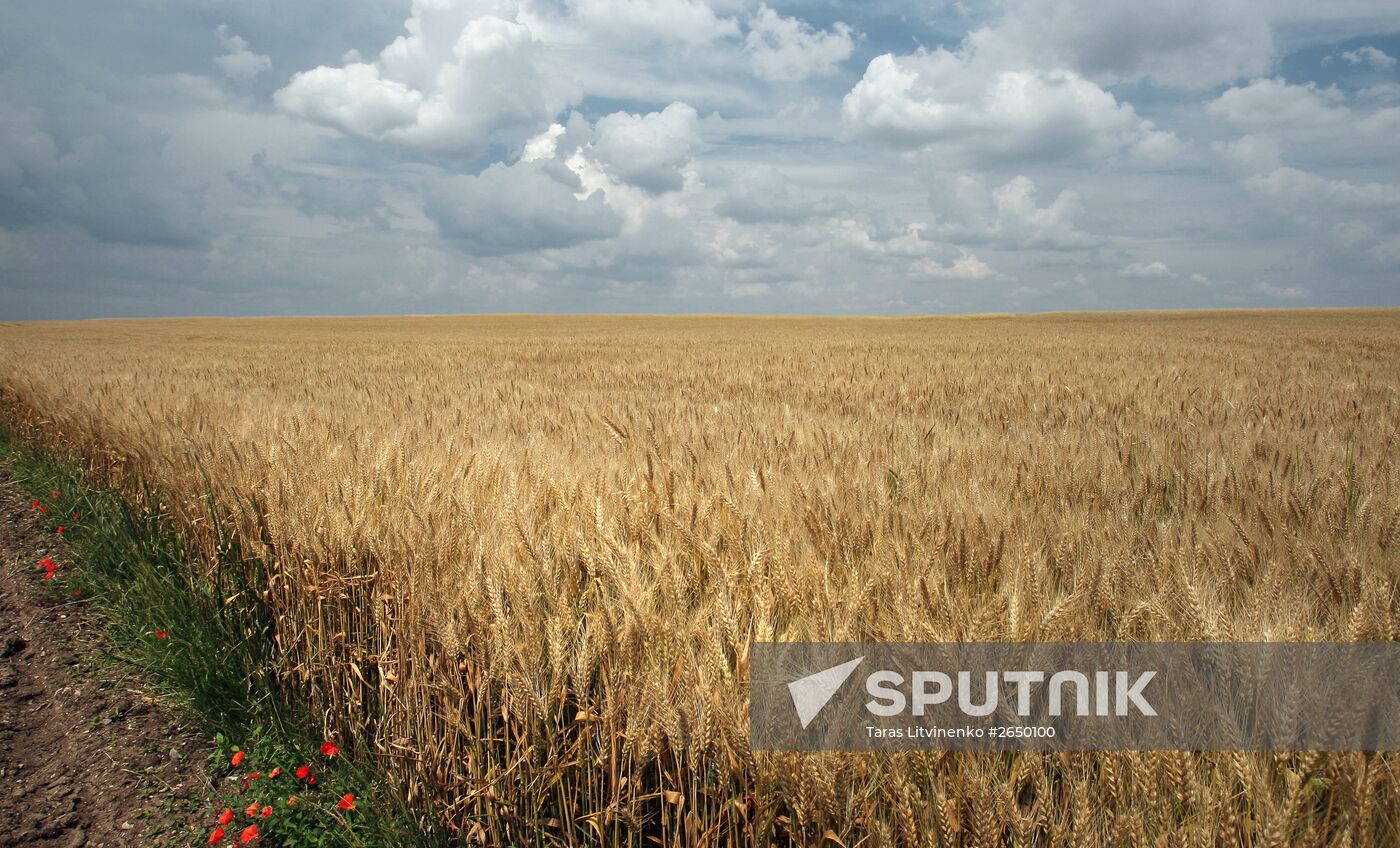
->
2, 310, 1398, 846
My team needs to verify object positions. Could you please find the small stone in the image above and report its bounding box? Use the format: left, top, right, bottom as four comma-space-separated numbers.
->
119, 821, 133, 831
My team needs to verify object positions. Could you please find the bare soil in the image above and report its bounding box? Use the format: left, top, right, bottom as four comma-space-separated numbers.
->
0, 461, 211, 847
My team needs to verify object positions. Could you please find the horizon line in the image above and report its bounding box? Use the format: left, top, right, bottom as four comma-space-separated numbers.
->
6, 305, 1400, 325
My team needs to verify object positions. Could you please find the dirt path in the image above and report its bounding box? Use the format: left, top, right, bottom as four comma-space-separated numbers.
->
0, 462, 210, 847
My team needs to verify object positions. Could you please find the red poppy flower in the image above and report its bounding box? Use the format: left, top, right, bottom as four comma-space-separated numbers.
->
209, 826, 226, 845
307, 774, 317, 786
231, 751, 245, 767
295, 765, 310, 779
31, 500, 40, 509
337, 793, 356, 811
259, 806, 272, 819
57, 526, 64, 534
72, 512, 81, 520
39, 556, 55, 570
73, 590, 82, 597
286, 796, 298, 806
320, 740, 340, 758
268, 767, 282, 778
50, 491, 58, 499
218, 809, 235, 826
238, 824, 259, 845
155, 629, 169, 639
245, 801, 259, 818
43, 571, 56, 580
248, 771, 262, 780
38, 506, 46, 513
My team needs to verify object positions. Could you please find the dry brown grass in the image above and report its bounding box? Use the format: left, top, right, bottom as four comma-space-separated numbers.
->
2, 310, 1398, 846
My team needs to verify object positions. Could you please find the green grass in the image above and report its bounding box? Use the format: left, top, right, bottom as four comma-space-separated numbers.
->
1, 425, 439, 848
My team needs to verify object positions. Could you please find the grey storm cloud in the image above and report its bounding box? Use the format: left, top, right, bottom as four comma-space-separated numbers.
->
424, 161, 622, 256
0, 50, 208, 248
228, 151, 395, 228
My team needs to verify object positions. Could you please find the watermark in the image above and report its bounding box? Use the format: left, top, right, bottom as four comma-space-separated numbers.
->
750, 642, 1400, 750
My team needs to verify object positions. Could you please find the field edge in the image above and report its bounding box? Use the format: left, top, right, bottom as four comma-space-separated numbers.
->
0, 421, 440, 848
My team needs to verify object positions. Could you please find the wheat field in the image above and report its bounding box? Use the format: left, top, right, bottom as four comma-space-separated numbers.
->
1, 310, 1398, 846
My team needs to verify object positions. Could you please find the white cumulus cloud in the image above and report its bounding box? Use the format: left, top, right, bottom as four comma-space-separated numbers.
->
1241, 166, 1400, 269
744, 5, 856, 82
1337, 46, 1398, 70
588, 102, 700, 194
1207, 78, 1350, 130
1244, 167, 1400, 209
1122, 261, 1173, 278
275, 1, 574, 157
1207, 78, 1400, 165
909, 252, 997, 280
275, 64, 422, 139
841, 47, 1169, 163
926, 174, 1101, 250
521, 122, 566, 162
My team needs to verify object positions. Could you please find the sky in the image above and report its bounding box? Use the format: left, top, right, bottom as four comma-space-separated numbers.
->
1, 0, 1398, 318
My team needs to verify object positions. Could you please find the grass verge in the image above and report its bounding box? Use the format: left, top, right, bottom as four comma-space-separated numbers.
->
0, 424, 439, 848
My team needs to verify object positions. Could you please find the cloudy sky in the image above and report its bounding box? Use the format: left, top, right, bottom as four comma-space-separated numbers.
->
2, 0, 1398, 318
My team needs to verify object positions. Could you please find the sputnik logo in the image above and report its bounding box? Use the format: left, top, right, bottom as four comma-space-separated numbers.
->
788, 656, 864, 729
